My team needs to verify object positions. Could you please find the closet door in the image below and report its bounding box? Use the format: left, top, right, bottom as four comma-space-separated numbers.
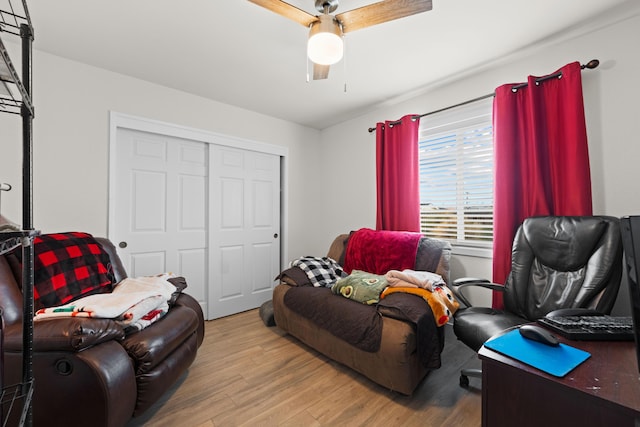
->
208, 144, 281, 319
112, 128, 208, 311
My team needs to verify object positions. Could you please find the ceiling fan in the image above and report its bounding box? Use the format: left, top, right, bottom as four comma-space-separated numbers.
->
248, 0, 433, 80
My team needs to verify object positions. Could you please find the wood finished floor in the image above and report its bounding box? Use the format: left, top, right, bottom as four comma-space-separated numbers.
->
128, 309, 482, 427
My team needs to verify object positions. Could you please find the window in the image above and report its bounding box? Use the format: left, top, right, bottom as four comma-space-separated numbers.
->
418, 97, 494, 249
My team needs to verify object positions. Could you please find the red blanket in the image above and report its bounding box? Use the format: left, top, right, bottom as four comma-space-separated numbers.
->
342, 228, 422, 274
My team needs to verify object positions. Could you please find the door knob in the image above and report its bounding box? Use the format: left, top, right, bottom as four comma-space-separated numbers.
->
273, 233, 278, 238
119, 241, 128, 248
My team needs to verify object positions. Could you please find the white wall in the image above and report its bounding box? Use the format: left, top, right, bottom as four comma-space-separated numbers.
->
2, 4, 638, 312
319, 5, 640, 311
0, 48, 323, 261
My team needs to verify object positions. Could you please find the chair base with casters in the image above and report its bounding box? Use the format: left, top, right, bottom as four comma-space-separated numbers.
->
451, 216, 624, 388
452, 300, 529, 387
459, 368, 481, 387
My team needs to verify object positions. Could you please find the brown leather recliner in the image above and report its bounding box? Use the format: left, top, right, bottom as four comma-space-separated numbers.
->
0, 236, 205, 427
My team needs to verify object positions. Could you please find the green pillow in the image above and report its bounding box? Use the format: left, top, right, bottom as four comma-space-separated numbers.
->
331, 270, 388, 305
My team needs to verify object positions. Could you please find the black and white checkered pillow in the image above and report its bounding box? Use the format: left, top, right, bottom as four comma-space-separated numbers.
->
291, 256, 347, 288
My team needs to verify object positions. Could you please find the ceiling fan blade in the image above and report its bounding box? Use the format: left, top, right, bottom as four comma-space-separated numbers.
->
336, 0, 433, 33
248, 0, 318, 27
313, 63, 330, 80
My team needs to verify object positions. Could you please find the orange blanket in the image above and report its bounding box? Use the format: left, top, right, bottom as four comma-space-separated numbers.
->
380, 285, 459, 326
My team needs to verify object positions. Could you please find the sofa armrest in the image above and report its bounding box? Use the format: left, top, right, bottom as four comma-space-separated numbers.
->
327, 234, 350, 264
174, 292, 205, 347
4, 318, 125, 352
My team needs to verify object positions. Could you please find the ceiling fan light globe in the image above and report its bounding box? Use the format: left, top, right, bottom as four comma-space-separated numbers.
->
307, 32, 343, 65
307, 14, 343, 66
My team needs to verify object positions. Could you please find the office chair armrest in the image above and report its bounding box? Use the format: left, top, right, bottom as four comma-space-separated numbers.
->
453, 277, 491, 286
451, 278, 505, 308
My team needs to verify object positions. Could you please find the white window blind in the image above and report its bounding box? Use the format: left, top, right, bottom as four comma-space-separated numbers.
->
418, 97, 494, 248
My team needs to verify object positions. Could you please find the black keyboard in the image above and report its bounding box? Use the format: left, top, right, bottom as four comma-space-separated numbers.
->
538, 315, 634, 341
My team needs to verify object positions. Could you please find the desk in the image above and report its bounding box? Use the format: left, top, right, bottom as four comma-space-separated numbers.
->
479, 337, 640, 427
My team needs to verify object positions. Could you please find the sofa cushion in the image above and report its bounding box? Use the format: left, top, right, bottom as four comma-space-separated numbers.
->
283, 286, 383, 352
414, 236, 452, 285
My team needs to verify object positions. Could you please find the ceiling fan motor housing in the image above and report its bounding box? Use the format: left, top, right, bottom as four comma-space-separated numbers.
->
315, 0, 339, 14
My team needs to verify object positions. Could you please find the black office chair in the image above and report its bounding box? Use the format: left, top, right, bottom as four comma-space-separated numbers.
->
452, 216, 623, 387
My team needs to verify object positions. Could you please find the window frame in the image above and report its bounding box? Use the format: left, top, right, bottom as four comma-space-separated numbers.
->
417, 96, 494, 258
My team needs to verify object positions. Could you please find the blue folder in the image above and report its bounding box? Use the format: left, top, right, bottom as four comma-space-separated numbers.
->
484, 329, 591, 377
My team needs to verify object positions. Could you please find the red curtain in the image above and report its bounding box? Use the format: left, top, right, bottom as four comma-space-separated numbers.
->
375, 114, 421, 232
492, 61, 593, 308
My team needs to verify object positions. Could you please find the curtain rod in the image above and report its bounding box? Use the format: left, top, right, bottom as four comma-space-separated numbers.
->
367, 59, 600, 133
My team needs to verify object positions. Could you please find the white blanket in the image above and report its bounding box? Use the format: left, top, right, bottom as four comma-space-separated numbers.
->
385, 269, 445, 292
34, 273, 177, 325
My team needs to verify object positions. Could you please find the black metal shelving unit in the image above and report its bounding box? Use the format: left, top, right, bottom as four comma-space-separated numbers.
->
0, 1, 36, 426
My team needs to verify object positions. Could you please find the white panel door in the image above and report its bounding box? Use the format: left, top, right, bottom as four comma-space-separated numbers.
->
209, 144, 280, 319
113, 128, 208, 312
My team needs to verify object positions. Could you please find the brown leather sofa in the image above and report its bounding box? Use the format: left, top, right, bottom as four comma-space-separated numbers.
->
273, 231, 452, 395
0, 236, 205, 427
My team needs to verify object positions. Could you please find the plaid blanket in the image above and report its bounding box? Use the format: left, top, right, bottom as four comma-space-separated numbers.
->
291, 256, 347, 288
13, 232, 115, 309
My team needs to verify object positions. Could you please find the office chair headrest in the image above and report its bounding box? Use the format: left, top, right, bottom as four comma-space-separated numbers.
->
523, 216, 608, 271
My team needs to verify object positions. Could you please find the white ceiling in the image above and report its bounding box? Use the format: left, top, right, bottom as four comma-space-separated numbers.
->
26, 0, 635, 129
